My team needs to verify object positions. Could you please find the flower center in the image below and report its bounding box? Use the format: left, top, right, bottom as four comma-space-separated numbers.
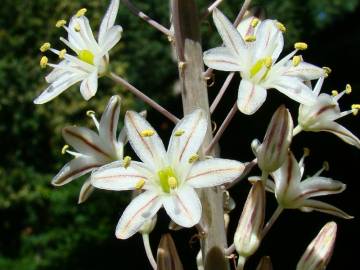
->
78, 49, 94, 65
157, 167, 178, 193
250, 57, 272, 81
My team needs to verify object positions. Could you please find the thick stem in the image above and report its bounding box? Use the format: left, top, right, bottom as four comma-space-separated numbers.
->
210, 72, 235, 114
237, 256, 246, 270
261, 205, 284, 238
108, 72, 179, 123
142, 233, 157, 270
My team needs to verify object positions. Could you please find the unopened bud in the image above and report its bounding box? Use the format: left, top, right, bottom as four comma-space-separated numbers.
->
157, 234, 184, 270
296, 222, 337, 270
256, 256, 273, 270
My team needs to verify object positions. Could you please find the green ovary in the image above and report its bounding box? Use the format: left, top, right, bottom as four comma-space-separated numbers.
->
157, 167, 178, 193
78, 49, 94, 65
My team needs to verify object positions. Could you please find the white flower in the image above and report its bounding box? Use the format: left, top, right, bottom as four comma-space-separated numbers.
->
91, 109, 245, 239
297, 77, 360, 148
34, 0, 121, 104
52, 95, 126, 203
261, 150, 352, 219
203, 9, 325, 115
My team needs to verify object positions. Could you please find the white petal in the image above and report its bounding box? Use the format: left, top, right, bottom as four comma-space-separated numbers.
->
298, 177, 346, 200
52, 156, 102, 186
236, 14, 258, 38
34, 73, 84, 104
163, 185, 201, 227
99, 95, 121, 151
116, 190, 162, 239
282, 62, 325, 81
80, 70, 98, 100
99, 25, 123, 54
98, 0, 120, 46
317, 122, 360, 149
237, 80, 267, 115
91, 161, 153, 191
62, 126, 112, 161
45, 60, 71, 83
72, 16, 100, 53
125, 111, 167, 171
203, 47, 242, 71
300, 199, 353, 219
186, 158, 244, 188
78, 178, 95, 204
212, 9, 248, 63
269, 76, 316, 105
167, 109, 207, 177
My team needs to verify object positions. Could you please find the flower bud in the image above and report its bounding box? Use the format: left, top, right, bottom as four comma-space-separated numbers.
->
256, 256, 273, 270
296, 222, 337, 270
234, 182, 265, 260
157, 234, 184, 270
138, 215, 157, 234
256, 105, 293, 173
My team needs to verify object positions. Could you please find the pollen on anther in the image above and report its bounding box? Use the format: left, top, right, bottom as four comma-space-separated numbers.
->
40, 42, 51, 52
123, 156, 132, 168
331, 90, 338, 96
294, 42, 308, 50
245, 35, 256, 42
40, 56, 48, 69
174, 130, 185, 136
264, 57, 272, 68
323, 67, 332, 75
59, 49, 67, 59
76, 8, 87, 17
351, 104, 360, 115
345, 84, 352, 94
292, 55, 301, 67
168, 177, 177, 189
188, 154, 199, 163
56, 19, 67, 28
323, 161, 330, 171
251, 18, 260, 28
140, 129, 155, 137
276, 22, 286, 32
86, 110, 96, 117
61, 145, 69, 155
135, 179, 146, 190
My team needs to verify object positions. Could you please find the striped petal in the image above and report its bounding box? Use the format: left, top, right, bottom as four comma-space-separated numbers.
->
80, 70, 98, 100
125, 111, 167, 171
300, 199, 353, 219
317, 122, 360, 149
237, 80, 267, 115
52, 156, 102, 186
116, 190, 162, 239
298, 177, 346, 200
163, 185, 201, 227
98, 0, 120, 47
186, 158, 244, 188
203, 47, 242, 71
283, 62, 325, 81
78, 177, 95, 204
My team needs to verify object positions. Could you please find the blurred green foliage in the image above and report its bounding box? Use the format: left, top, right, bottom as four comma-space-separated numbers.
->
0, 0, 358, 269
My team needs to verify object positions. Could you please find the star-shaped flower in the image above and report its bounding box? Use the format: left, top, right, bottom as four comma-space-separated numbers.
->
91, 109, 245, 239
259, 150, 352, 219
35, 0, 121, 104
52, 95, 126, 203
203, 9, 325, 115
296, 77, 360, 148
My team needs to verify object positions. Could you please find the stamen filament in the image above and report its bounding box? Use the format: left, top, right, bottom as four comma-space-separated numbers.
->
86, 110, 99, 130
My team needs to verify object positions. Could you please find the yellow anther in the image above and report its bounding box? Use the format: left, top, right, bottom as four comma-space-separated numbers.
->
168, 176, 177, 189
86, 110, 96, 117
140, 129, 155, 137
59, 49, 67, 59
74, 23, 81, 32
40, 42, 51, 52
294, 42, 308, 50
352, 109, 359, 116
345, 84, 352, 94
56, 19, 67, 28
351, 104, 360, 115
61, 145, 69, 155
188, 154, 199, 163
245, 35, 256, 42
331, 90, 339, 96
76, 8, 87, 17
135, 179, 146, 190
276, 22, 286, 32
123, 156, 132, 169
322, 67, 332, 75
264, 57, 272, 68
323, 161, 330, 171
303, 147, 310, 157
251, 18, 260, 28
174, 129, 185, 136
40, 56, 48, 69
292, 55, 301, 67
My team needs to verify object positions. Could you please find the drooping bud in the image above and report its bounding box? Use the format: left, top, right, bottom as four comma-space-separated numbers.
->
256, 256, 273, 270
296, 222, 337, 270
157, 234, 184, 270
139, 215, 157, 235
234, 182, 265, 262
255, 105, 293, 173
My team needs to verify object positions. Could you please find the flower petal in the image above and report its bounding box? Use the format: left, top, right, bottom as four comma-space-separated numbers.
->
317, 122, 360, 149
203, 47, 242, 71
186, 158, 244, 188
300, 199, 353, 219
237, 79, 267, 115
163, 185, 201, 227
125, 111, 167, 171
298, 177, 346, 200
91, 161, 153, 191
98, 0, 120, 47
99, 25, 123, 54
116, 190, 162, 239
80, 70, 98, 100
212, 9, 248, 63
282, 62, 325, 81
52, 156, 102, 186
78, 177, 95, 204
62, 126, 112, 161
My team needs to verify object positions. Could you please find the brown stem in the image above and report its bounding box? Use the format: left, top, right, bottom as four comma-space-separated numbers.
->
201, 0, 225, 20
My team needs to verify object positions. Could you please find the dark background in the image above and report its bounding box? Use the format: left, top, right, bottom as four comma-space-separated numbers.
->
0, 0, 359, 269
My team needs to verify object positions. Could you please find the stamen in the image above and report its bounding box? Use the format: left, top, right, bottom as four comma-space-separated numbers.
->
264, 57, 272, 68
251, 18, 260, 28
174, 129, 185, 136
294, 42, 308, 50
323, 161, 330, 171
351, 104, 360, 116
168, 177, 177, 189
74, 23, 81, 32
76, 8, 87, 17
59, 49, 67, 59
245, 35, 256, 42
40, 56, 48, 69
135, 179, 146, 190
140, 129, 155, 137
40, 42, 51, 52
123, 156, 132, 168
188, 154, 199, 163
322, 67, 332, 76
61, 145, 70, 154
56, 19, 67, 28
292, 55, 301, 67
331, 90, 338, 96
345, 84, 352, 94
86, 110, 99, 129
276, 22, 286, 32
